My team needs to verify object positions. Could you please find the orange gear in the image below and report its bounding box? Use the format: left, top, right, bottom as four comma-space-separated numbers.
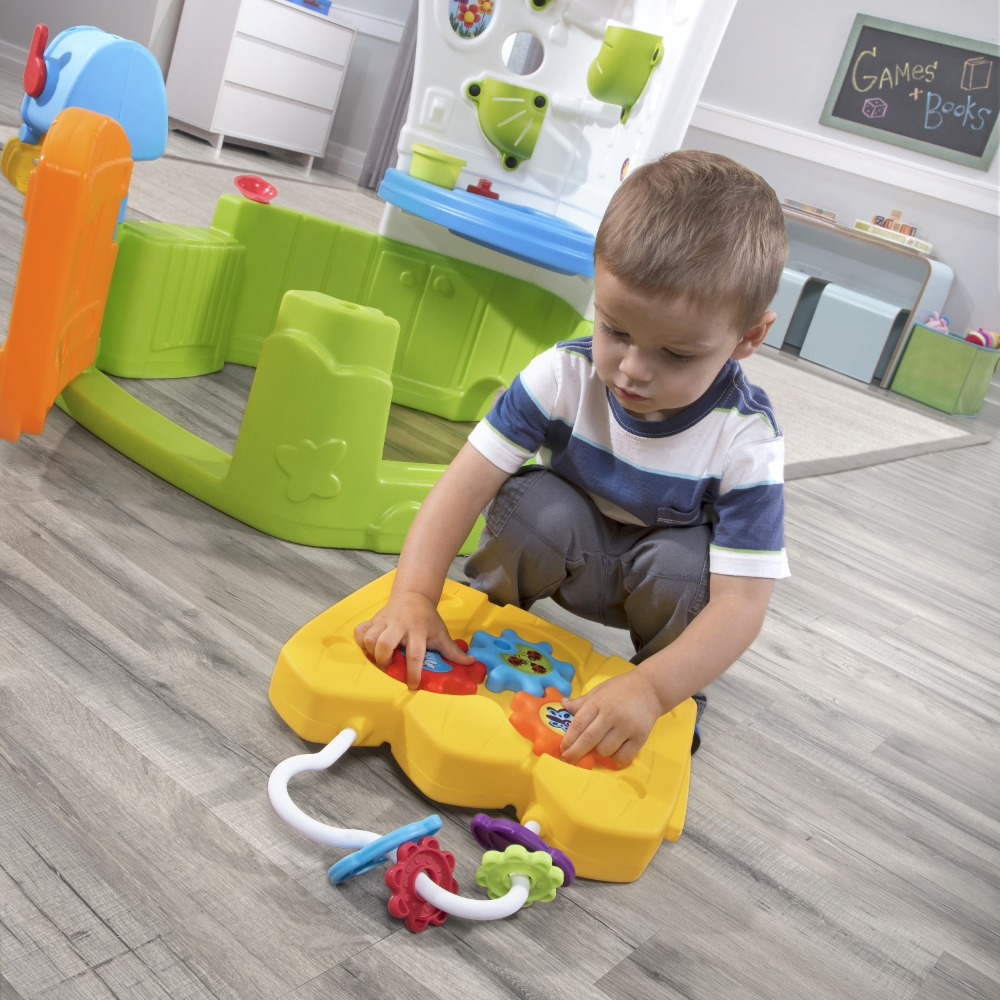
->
509, 687, 621, 770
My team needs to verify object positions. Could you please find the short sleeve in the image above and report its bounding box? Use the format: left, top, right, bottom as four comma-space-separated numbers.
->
467, 349, 559, 474
709, 435, 789, 578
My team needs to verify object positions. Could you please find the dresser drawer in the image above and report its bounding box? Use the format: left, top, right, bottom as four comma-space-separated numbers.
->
214, 84, 332, 153
225, 35, 344, 111
235, 0, 352, 65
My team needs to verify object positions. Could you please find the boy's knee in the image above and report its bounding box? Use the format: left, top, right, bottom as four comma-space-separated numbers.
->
466, 469, 602, 609
485, 469, 593, 553
623, 525, 711, 659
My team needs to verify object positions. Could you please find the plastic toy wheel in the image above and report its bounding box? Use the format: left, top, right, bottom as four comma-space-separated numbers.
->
470, 813, 575, 884
475, 844, 563, 905
385, 837, 459, 932
328, 815, 442, 884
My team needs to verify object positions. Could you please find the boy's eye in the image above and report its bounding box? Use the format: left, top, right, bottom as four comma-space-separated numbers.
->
601, 322, 628, 339
664, 349, 694, 362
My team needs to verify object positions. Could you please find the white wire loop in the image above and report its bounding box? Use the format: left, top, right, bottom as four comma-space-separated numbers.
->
268, 728, 537, 919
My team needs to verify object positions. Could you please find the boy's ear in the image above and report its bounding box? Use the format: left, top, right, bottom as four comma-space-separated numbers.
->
730, 310, 776, 360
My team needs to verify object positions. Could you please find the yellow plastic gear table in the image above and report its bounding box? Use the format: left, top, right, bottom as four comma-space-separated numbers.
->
269, 571, 696, 883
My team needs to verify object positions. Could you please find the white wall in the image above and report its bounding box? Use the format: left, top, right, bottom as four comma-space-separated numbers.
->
319, 0, 411, 179
0, 0, 185, 76
320, 32, 399, 180
683, 0, 999, 339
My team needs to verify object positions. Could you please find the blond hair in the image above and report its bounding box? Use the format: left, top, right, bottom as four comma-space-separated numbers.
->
595, 150, 788, 331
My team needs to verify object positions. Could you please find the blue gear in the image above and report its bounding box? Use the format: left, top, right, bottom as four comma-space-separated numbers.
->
469, 629, 575, 697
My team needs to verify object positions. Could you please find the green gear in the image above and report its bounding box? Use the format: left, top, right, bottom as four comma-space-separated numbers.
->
475, 844, 564, 906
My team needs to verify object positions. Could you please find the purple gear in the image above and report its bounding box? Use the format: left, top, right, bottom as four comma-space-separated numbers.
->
469, 813, 576, 885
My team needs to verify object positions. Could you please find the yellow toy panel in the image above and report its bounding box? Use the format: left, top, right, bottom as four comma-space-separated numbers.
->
269, 571, 696, 882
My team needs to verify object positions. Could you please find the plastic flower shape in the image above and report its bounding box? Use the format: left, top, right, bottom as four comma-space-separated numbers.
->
508, 687, 621, 770
470, 629, 575, 697
385, 837, 458, 932
481, 0, 494, 13
475, 844, 563, 906
366, 640, 486, 695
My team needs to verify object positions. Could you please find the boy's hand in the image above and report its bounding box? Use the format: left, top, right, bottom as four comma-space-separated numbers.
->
354, 591, 475, 690
559, 671, 663, 766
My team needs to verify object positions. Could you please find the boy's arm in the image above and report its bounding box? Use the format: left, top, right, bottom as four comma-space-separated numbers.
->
355, 441, 510, 687
560, 574, 773, 764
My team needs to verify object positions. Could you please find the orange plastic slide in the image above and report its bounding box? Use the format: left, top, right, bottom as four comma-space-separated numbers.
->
0, 107, 132, 441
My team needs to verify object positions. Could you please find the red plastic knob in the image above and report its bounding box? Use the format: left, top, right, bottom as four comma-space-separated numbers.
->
385, 837, 458, 932
467, 178, 499, 199
24, 24, 48, 99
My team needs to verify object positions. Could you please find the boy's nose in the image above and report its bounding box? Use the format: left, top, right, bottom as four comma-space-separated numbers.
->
619, 348, 651, 382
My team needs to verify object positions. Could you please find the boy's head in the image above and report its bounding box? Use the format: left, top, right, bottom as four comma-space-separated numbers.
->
592, 150, 788, 420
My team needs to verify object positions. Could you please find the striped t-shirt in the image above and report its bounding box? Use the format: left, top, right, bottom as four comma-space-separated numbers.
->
467, 337, 789, 578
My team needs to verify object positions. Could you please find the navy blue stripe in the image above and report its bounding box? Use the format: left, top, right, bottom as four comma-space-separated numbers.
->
544, 430, 721, 527
711, 482, 785, 552
484, 373, 549, 453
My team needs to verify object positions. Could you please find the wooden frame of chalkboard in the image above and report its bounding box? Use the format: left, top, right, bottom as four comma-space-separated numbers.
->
820, 15, 1000, 171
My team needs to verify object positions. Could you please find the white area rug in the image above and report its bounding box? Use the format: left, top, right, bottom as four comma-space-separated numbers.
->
742, 349, 989, 479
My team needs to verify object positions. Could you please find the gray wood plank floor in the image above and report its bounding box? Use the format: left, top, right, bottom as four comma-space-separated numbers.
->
1, 111, 999, 1000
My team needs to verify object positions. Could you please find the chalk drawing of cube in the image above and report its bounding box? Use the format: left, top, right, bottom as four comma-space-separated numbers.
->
862, 97, 888, 119
961, 57, 993, 91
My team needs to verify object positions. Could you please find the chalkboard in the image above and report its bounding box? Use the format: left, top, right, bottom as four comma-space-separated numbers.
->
820, 15, 1000, 170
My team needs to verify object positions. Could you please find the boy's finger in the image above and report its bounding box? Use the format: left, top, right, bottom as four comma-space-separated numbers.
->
610, 738, 641, 765
561, 711, 604, 763
405, 637, 426, 690
372, 625, 401, 667
434, 634, 475, 664
561, 720, 604, 763
595, 728, 626, 760
561, 700, 598, 747
353, 621, 372, 648
562, 694, 585, 713
363, 621, 386, 657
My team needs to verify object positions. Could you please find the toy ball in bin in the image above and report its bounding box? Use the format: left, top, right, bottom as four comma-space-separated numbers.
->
965, 328, 1000, 349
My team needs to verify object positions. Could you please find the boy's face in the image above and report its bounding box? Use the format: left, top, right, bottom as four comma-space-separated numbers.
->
592, 263, 775, 421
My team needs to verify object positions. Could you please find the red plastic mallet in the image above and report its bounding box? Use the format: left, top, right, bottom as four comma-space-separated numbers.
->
24, 24, 48, 99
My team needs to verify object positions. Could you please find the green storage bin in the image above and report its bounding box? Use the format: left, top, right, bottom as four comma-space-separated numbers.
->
891, 324, 1000, 416
97, 222, 245, 378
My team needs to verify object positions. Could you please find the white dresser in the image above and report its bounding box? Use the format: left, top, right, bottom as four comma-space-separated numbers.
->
166, 0, 355, 169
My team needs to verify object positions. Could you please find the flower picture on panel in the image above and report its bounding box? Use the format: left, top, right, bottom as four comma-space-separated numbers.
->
450, 0, 495, 39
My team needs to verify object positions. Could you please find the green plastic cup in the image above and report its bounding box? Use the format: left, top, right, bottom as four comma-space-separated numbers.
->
409, 144, 467, 189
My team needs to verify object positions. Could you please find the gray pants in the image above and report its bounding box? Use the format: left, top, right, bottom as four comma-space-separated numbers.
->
465, 467, 711, 664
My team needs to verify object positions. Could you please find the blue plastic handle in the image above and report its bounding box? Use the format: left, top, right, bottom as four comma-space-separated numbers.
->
327, 814, 442, 884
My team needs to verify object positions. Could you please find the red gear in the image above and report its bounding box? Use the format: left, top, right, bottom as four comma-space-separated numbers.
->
367, 640, 487, 695
385, 837, 459, 932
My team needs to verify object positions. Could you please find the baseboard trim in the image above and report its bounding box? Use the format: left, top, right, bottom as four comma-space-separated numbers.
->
690, 103, 1000, 217
320, 141, 366, 182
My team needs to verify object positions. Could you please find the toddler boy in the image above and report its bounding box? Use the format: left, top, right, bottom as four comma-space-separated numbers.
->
356, 150, 789, 765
